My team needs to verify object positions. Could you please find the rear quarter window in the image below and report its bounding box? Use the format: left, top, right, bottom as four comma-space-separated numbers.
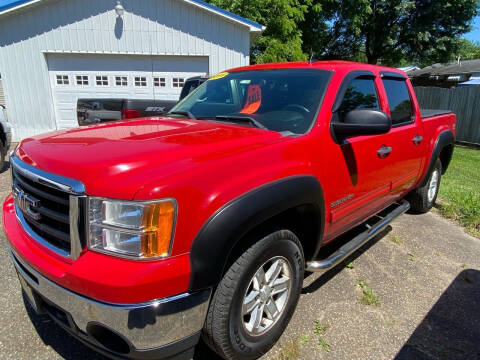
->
382, 78, 414, 126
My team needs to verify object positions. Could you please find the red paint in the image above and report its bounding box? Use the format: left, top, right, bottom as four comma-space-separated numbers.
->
122, 108, 141, 119
3, 61, 456, 303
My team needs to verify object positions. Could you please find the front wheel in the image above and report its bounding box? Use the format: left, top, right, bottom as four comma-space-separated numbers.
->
202, 230, 304, 360
408, 158, 442, 213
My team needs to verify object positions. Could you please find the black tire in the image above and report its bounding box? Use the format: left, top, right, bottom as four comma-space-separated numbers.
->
407, 159, 442, 213
202, 230, 304, 360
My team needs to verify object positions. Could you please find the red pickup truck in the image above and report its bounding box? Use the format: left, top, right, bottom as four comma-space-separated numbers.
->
3, 61, 455, 360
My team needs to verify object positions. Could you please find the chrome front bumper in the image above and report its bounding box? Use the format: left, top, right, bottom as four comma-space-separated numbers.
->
10, 249, 210, 355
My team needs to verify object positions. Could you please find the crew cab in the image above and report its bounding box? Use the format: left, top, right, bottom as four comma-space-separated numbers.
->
3, 61, 455, 360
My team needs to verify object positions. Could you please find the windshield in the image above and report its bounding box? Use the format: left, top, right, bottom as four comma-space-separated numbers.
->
170, 68, 332, 134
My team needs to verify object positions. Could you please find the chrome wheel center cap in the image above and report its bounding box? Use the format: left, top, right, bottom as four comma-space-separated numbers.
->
260, 286, 271, 302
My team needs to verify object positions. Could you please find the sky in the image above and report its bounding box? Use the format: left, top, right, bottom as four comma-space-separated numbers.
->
465, 16, 480, 42
0, 0, 21, 10
1, 0, 480, 41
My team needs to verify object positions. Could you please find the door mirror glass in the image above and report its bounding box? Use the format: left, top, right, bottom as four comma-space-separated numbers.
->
332, 109, 392, 138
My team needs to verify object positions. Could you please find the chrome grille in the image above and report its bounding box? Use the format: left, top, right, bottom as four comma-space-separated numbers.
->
10, 155, 86, 259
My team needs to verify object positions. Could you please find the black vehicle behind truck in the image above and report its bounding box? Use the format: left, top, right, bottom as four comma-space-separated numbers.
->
77, 76, 208, 126
77, 98, 177, 126
0, 104, 12, 170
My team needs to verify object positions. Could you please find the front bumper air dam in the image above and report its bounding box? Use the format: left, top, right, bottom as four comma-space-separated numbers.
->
10, 248, 211, 360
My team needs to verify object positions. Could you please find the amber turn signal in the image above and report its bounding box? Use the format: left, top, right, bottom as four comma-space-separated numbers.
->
141, 201, 176, 257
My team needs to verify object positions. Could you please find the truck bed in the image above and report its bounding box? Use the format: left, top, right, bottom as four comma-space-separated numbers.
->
421, 109, 453, 119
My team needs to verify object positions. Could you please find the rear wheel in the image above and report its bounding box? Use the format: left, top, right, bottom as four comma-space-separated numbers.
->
202, 230, 304, 360
408, 159, 442, 213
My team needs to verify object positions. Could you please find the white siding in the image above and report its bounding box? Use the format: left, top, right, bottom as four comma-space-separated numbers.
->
0, 0, 251, 141
0, 79, 4, 106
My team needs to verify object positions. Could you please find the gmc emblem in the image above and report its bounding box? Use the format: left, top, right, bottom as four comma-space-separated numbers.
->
13, 186, 41, 221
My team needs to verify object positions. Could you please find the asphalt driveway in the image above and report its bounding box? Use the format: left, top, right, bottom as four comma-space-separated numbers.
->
0, 159, 479, 360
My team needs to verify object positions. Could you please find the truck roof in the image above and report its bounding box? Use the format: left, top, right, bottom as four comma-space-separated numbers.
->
227, 60, 407, 77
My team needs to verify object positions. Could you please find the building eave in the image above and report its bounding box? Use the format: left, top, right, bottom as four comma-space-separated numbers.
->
183, 0, 265, 32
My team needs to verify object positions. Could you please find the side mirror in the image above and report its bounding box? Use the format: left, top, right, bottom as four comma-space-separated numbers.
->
331, 109, 392, 139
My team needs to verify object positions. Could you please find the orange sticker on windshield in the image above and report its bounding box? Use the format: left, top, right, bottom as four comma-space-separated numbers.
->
240, 85, 262, 114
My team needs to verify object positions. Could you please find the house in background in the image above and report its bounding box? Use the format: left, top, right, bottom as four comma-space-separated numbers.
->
409, 59, 480, 88
457, 72, 480, 87
0, 0, 264, 141
397, 65, 420, 74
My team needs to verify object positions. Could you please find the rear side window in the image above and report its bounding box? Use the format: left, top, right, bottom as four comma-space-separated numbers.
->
183, 80, 200, 95
338, 78, 379, 121
382, 78, 413, 126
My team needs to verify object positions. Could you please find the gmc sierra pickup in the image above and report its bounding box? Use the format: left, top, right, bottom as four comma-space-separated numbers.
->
3, 61, 455, 360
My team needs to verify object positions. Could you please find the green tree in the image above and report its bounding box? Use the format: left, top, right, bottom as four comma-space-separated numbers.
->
453, 38, 480, 60
301, 0, 479, 66
206, 0, 311, 63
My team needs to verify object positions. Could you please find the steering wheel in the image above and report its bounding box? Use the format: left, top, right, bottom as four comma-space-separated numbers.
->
283, 104, 310, 115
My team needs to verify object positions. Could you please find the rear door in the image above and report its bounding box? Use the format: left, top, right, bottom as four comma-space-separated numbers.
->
326, 71, 394, 238
379, 73, 424, 196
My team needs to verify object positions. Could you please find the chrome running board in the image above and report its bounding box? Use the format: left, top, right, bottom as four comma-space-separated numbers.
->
306, 200, 410, 273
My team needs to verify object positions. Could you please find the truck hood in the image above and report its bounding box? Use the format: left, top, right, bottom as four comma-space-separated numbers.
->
16, 117, 286, 198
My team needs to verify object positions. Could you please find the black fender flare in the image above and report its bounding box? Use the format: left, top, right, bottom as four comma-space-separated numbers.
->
188, 175, 325, 292
419, 130, 454, 187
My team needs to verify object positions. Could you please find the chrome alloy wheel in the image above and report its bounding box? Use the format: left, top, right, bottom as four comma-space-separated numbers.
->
428, 169, 439, 202
241, 256, 292, 336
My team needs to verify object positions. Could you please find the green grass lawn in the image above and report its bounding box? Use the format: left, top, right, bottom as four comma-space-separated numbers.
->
437, 146, 480, 238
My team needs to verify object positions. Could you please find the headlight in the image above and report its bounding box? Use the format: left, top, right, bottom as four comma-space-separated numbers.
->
88, 197, 177, 259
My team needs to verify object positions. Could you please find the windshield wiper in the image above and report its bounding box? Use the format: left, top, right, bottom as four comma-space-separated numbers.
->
168, 111, 196, 120
199, 115, 266, 129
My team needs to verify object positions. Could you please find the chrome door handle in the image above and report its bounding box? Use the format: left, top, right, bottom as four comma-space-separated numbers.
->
377, 146, 392, 159
412, 135, 423, 146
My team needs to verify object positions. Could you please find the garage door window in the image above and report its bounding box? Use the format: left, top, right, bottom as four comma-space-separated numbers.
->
116, 76, 128, 86
135, 77, 147, 87
96, 76, 109, 86
76, 75, 89, 86
56, 75, 69, 85
173, 78, 185, 88
154, 77, 166, 87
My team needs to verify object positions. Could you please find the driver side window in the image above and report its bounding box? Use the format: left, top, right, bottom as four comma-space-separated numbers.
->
338, 78, 380, 122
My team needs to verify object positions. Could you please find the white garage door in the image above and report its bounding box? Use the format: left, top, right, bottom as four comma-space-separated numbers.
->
47, 54, 209, 129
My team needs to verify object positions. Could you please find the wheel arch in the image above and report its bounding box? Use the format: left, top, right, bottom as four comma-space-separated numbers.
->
188, 176, 325, 292
419, 130, 454, 187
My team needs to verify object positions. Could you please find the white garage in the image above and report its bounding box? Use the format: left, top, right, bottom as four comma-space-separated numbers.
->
0, 0, 264, 141
48, 54, 209, 128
